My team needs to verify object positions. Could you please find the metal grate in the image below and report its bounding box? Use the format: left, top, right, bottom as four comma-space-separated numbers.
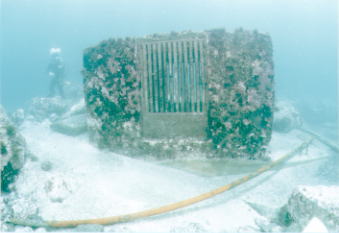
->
141, 39, 205, 113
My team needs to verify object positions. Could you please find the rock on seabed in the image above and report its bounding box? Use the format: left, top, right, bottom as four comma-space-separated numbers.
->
273, 100, 302, 133
0, 105, 27, 192
287, 185, 339, 232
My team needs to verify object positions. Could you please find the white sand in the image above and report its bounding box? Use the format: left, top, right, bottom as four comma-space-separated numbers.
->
3, 119, 338, 232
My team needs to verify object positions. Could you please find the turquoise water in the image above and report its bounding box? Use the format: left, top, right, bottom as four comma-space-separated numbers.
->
1, 0, 337, 134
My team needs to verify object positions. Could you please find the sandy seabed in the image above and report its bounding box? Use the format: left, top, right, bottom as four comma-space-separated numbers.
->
1, 119, 338, 232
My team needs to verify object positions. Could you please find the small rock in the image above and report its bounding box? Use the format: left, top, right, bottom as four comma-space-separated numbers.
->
73, 224, 104, 232
34, 227, 47, 232
170, 222, 207, 232
44, 176, 72, 203
273, 100, 302, 133
1, 223, 15, 232
11, 108, 25, 125
28, 97, 69, 121
10, 197, 40, 221
28, 152, 39, 162
50, 114, 88, 136
41, 161, 53, 171
14, 226, 34, 232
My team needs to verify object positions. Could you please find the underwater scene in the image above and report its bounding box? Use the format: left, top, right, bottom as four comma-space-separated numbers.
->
1, 0, 338, 232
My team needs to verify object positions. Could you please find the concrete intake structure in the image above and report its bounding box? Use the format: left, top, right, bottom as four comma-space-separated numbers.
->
82, 28, 274, 159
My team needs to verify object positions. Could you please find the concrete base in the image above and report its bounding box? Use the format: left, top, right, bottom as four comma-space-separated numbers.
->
142, 113, 206, 138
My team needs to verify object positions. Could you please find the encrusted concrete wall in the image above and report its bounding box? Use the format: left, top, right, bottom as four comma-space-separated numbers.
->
82, 28, 274, 159
206, 29, 274, 158
83, 38, 142, 148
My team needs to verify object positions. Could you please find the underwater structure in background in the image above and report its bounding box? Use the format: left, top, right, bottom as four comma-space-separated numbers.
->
82, 28, 274, 159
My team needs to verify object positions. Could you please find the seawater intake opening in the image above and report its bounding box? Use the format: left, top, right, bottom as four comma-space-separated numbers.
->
140, 39, 206, 113
139, 38, 207, 138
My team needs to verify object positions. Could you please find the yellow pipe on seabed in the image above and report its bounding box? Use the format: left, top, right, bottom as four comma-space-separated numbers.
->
7, 139, 313, 229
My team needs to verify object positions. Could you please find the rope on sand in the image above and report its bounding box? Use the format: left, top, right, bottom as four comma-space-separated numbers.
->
7, 139, 312, 228
300, 128, 339, 153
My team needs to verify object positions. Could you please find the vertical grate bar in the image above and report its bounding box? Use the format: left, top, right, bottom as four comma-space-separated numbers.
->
198, 41, 202, 112
189, 40, 195, 112
157, 43, 162, 112
175, 41, 179, 112
164, 42, 169, 112
147, 44, 154, 112
200, 40, 206, 112
196, 41, 201, 112
161, 42, 168, 112
159, 43, 164, 112
172, 41, 178, 112
183, 41, 189, 112
181, 41, 186, 112
167, 42, 173, 112
143, 44, 149, 112
186, 41, 189, 112
168, 42, 174, 112
166, 43, 170, 112
193, 40, 198, 112
162, 42, 166, 112
151, 43, 158, 112
198, 40, 203, 112
198, 40, 204, 112
188, 41, 193, 112
158, 43, 162, 112
176, 41, 182, 112
188, 41, 194, 112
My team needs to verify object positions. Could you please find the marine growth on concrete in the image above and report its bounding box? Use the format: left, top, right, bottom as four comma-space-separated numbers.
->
82, 28, 274, 159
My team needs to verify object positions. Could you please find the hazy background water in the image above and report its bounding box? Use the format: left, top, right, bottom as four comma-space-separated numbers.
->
1, 0, 337, 136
